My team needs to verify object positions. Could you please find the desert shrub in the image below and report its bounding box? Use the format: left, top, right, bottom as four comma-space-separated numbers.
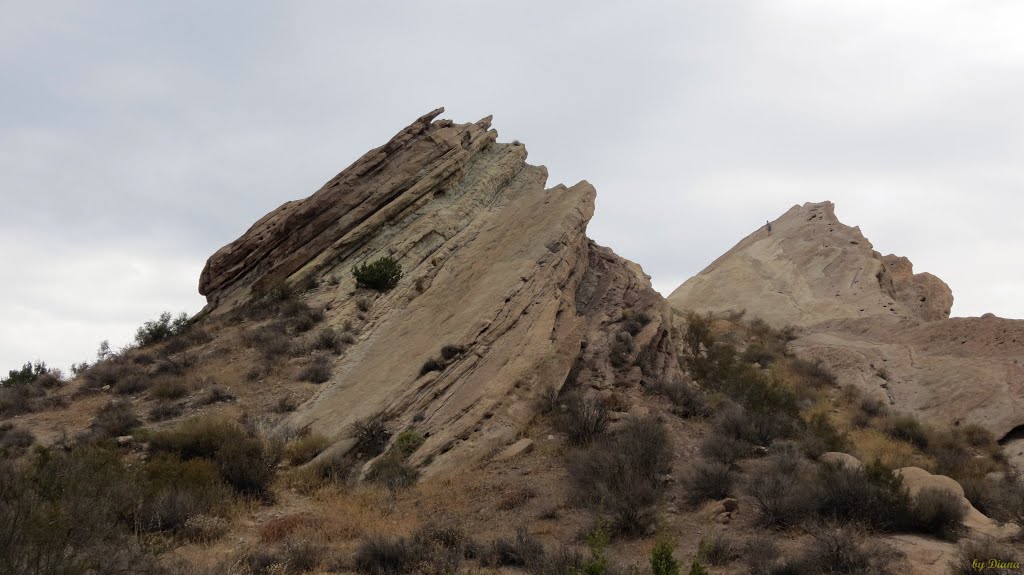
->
135, 311, 190, 347
859, 395, 887, 417
536, 384, 561, 415
0, 446, 164, 575
113, 373, 148, 394
355, 533, 419, 574
486, 526, 545, 568
197, 385, 235, 405
149, 416, 279, 495
275, 395, 299, 413
149, 400, 183, 421
497, 486, 537, 510
687, 560, 709, 575
742, 343, 778, 367
792, 525, 901, 575
394, 429, 425, 458
352, 413, 391, 456
284, 433, 331, 466
149, 377, 190, 400
353, 256, 403, 292
314, 328, 342, 353
280, 536, 326, 573
907, 486, 966, 540
440, 344, 465, 360
699, 434, 748, 465
137, 454, 232, 534
566, 416, 672, 534
684, 460, 735, 505
0, 385, 37, 416
259, 514, 321, 543
950, 538, 1020, 575
880, 414, 930, 450
747, 451, 819, 527
696, 532, 737, 565
298, 354, 332, 383
742, 536, 788, 575
366, 453, 419, 490
682, 312, 715, 364
609, 331, 634, 368
83, 400, 140, 442
0, 423, 34, 456
979, 473, 1024, 531
650, 379, 707, 418
419, 358, 444, 376
651, 538, 680, 575
558, 392, 610, 445
799, 412, 848, 457
816, 460, 912, 531
788, 358, 837, 388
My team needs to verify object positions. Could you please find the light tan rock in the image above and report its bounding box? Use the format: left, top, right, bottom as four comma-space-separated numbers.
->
199, 109, 681, 476
896, 466, 1019, 540
495, 438, 534, 461
668, 201, 1024, 446
819, 452, 864, 470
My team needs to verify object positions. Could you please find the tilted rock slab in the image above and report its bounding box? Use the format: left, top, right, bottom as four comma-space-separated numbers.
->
668, 201, 1024, 450
200, 109, 678, 474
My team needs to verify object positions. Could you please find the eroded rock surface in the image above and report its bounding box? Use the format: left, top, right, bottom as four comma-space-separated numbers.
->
200, 108, 679, 474
668, 201, 1024, 444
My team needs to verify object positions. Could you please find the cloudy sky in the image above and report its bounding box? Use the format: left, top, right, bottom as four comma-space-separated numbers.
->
2, 1, 1022, 373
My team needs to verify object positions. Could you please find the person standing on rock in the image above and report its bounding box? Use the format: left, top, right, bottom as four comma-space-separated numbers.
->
766, 220, 772, 234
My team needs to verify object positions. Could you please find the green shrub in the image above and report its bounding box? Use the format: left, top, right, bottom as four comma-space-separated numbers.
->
650, 538, 680, 575
353, 256, 403, 292
687, 559, 709, 575
1, 361, 50, 387
394, 430, 425, 458
135, 311, 190, 347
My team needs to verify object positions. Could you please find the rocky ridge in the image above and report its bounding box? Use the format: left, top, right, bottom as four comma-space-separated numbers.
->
669, 201, 1024, 463
199, 108, 679, 474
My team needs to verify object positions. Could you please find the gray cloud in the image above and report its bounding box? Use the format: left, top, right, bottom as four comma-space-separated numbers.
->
2, 1, 1022, 372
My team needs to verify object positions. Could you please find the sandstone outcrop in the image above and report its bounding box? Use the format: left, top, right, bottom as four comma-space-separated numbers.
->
668, 201, 1024, 453
199, 108, 679, 474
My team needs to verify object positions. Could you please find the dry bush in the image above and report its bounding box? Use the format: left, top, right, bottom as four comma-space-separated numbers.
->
649, 379, 708, 418
950, 538, 1020, 575
699, 434, 748, 465
352, 413, 391, 457
799, 412, 848, 458
419, 358, 444, 376
298, 354, 331, 383
908, 486, 966, 541
566, 416, 672, 534
792, 525, 902, 575
81, 400, 140, 442
259, 514, 324, 544
439, 344, 465, 360
149, 377, 190, 400
274, 395, 299, 413
484, 526, 545, 569
314, 328, 342, 353
743, 536, 790, 575
354, 533, 419, 575
284, 434, 331, 466
697, 532, 738, 565
747, 451, 819, 527
149, 416, 280, 496
149, 400, 184, 421
684, 460, 735, 505
0, 423, 34, 456
113, 373, 149, 395
558, 391, 610, 445
197, 385, 236, 405
366, 453, 419, 490
497, 486, 537, 510
879, 413, 930, 450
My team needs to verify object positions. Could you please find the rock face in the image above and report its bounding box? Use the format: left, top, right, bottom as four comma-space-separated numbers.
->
200, 108, 678, 473
668, 201, 1024, 447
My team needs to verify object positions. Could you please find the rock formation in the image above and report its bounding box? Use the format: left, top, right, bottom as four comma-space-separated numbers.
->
199, 108, 679, 473
669, 202, 1024, 461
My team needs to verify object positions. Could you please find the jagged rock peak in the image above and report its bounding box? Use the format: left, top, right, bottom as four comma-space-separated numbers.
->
668, 201, 953, 327
199, 107, 500, 310
196, 109, 680, 473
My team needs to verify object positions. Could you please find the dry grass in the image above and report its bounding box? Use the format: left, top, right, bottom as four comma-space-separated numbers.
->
848, 428, 934, 470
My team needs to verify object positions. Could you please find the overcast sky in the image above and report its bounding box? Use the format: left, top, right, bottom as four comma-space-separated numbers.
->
2, 1, 1023, 374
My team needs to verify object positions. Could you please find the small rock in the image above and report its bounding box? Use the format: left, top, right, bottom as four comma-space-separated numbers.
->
546, 435, 555, 441
658, 474, 676, 484
609, 411, 628, 421
101, 385, 111, 392
115, 435, 134, 446
495, 438, 534, 461
715, 512, 731, 525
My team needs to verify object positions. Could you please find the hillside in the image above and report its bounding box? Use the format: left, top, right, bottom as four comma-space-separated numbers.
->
1, 113, 1022, 575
